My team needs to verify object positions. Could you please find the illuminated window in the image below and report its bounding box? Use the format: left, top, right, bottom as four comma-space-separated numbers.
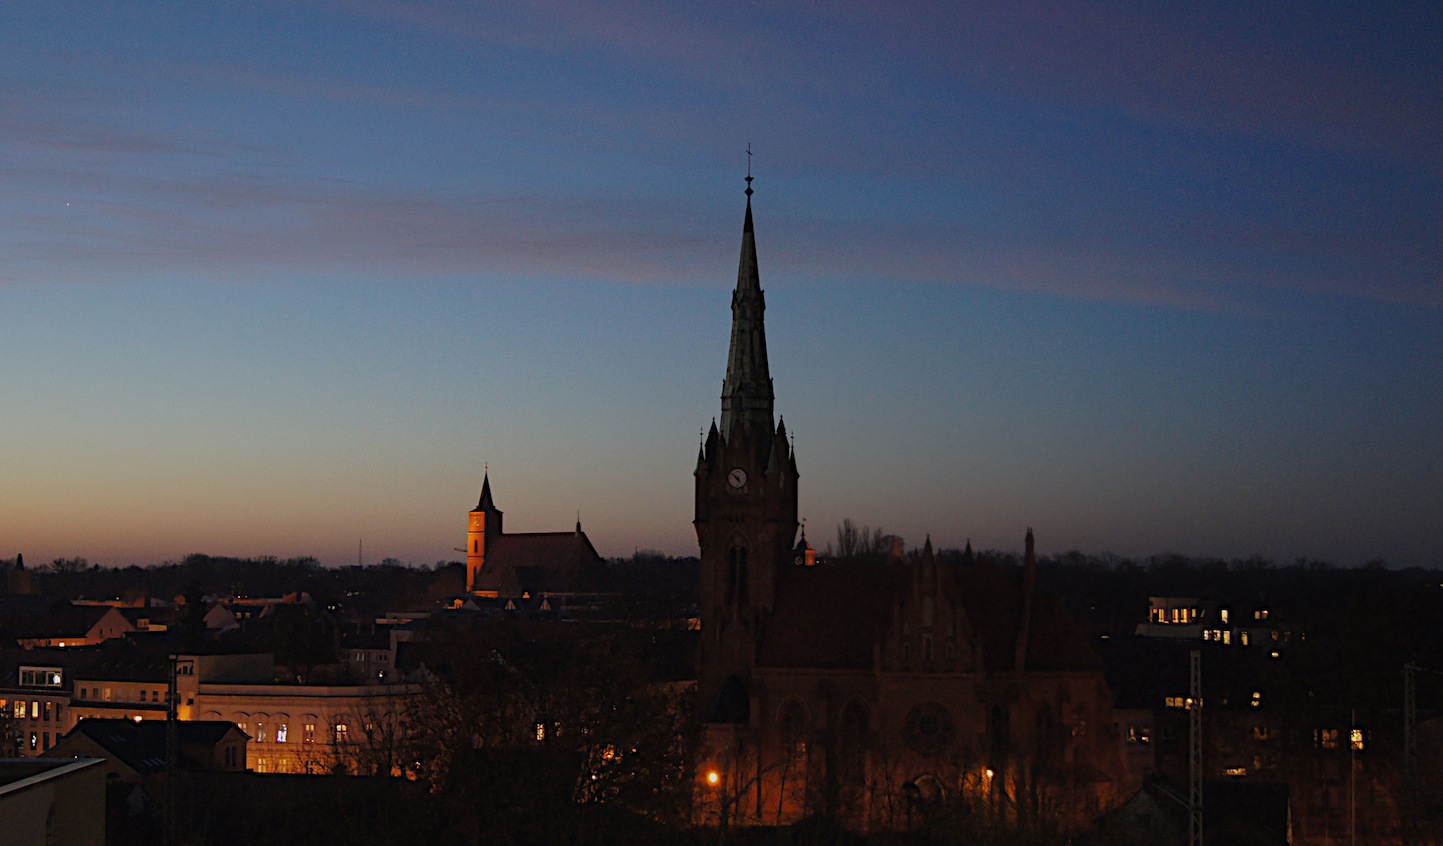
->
255, 722, 268, 743
30, 701, 39, 719
334, 723, 349, 744
1222, 630, 1231, 645
1351, 728, 1365, 751
535, 722, 547, 741
1220, 609, 1229, 624
19, 669, 63, 688
1240, 630, 1249, 647
42, 702, 52, 722
1225, 767, 1246, 777
29, 732, 37, 750
1250, 690, 1262, 708
276, 723, 288, 743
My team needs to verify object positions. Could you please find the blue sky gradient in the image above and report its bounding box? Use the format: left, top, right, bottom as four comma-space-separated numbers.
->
3, 1, 1439, 568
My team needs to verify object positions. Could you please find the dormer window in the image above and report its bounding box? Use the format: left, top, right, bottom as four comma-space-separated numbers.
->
19, 668, 62, 688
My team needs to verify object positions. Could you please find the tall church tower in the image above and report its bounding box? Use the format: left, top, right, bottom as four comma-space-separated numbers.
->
466, 471, 503, 594
694, 175, 800, 717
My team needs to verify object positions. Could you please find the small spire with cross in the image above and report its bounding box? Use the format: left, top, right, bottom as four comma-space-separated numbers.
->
745, 143, 753, 197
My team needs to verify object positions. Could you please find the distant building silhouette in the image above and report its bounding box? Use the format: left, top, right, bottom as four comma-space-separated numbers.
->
693, 178, 1131, 832
464, 473, 606, 600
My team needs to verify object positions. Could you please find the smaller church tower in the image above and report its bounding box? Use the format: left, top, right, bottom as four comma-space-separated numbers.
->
466, 472, 503, 594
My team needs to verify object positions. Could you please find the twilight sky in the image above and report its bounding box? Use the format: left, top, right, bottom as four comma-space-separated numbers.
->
2, 1, 1440, 569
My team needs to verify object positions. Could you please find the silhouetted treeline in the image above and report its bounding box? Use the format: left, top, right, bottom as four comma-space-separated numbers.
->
1, 550, 703, 618
2, 553, 463, 619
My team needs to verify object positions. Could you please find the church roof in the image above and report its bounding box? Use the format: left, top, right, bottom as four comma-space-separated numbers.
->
473, 530, 606, 597
757, 557, 1102, 674
759, 565, 898, 669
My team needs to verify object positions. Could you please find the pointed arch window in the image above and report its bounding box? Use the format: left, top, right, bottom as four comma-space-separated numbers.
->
779, 699, 809, 768
726, 544, 749, 607
839, 700, 870, 789
988, 704, 1011, 771
1035, 705, 1057, 766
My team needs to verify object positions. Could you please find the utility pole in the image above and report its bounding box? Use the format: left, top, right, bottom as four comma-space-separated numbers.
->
1403, 663, 1418, 846
1350, 707, 1356, 846
1189, 649, 1203, 846
166, 653, 179, 846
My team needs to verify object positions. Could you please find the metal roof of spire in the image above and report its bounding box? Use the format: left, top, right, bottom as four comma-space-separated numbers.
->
720, 157, 774, 441
474, 468, 497, 512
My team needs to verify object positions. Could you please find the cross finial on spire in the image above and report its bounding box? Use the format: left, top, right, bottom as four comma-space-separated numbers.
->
745, 143, 753, 197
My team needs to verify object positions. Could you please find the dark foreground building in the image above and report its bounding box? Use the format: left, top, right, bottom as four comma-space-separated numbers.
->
693, 179, 1132, 832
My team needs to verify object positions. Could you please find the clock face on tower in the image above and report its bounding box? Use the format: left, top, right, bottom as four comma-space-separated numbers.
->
728, 468, 748, 489
471, 515, 483, 530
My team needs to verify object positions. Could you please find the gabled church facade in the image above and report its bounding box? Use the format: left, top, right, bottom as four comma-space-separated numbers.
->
693, 179, 1131, 832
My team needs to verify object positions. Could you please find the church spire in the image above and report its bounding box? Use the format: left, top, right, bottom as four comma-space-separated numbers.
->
475, 467, 496, 511
720, 165, 774, 442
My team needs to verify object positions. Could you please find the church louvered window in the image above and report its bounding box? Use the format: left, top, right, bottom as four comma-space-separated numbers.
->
726, 544, 749, 607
